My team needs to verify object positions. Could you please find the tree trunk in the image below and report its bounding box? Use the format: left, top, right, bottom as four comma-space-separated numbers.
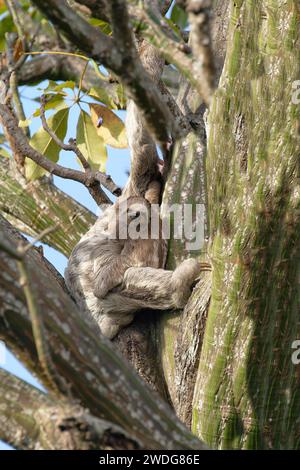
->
0, 214, 205, 450
142, 0, 300, 449
1, 0, 299, 451
192, 0, 300, 449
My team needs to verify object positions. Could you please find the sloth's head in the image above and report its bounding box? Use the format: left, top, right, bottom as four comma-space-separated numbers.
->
114, 196, 157, 240
110, 180, 162, 240
117, 195, 150, 222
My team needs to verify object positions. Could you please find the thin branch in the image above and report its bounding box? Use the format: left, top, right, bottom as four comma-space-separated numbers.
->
17, 258, 69, 396
77, 59, 89, 97
5, 0, 26, 47
39, 94, 122, 197
0, 98, 121, 206
187, 0, 216, 104
4, 11, 40, 78
93, 172, 122, 197
40, 94, 90, 171
20, 223, 59, 255
129, 1, 215, 106
5, 32, 29, 153
0, 224, 68, 395
31, 0, 177, 143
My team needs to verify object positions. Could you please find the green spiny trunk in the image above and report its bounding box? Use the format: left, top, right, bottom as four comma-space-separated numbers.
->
193, 0, 300, 449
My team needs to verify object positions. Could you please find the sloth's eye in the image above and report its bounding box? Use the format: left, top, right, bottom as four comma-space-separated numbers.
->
128, 210, 141, 220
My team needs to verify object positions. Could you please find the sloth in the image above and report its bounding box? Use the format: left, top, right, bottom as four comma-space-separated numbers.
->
65, 183, 201, 339
65, 39, 202, 339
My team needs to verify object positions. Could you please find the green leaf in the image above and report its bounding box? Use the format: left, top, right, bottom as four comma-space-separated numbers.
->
88, 87, 116, 109
0, 147, 10, 158
41, 80, 74, 94
0, 1, 7, 15
89, 17, 112, 35
170, 4, 188, 30
25, 108, 69, 180
37, 80, 56, 92
32, 95, 67, 117
76, 110, 107, 172
90, 103, 128, 149
165, 18, 182, 38
0, 13, 15, 51
54, 81, 75, 92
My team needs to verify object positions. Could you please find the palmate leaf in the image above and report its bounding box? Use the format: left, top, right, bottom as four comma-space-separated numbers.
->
41, 80, 75, 94
32, 94, 66, 117
25, 107, 69, 180
88, 87, 117, 109
89, 103, 128, 149
76, 110, 107, 172
19, 95, 67, 129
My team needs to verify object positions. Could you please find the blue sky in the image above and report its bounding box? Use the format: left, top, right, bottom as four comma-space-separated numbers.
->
0, 82, 131, 450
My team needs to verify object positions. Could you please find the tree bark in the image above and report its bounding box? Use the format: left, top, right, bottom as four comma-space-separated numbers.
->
1, 0, 299, 451
193, 0, 300, 449
0, 369, 140, 450
0, 214, 206, 450
111, 0, 231, 412
0, 158, 96, 257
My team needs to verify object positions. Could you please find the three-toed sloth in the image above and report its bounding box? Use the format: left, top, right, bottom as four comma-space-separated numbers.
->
65, 38, 201, 339
65, 182, 201, 339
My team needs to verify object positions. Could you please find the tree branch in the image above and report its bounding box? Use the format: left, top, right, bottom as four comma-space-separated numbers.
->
0, 214, 206, 450
0, 157, 96, 257
31, 0, 177, 144
128, 1, 215, 106
17, 250, 69, 396
187, 0, 216, 104
0, 369, 141, 449
39, 94, 90, 171
74, 0, 173, 22
0, 99, 121, 207
158, 79, 191, 134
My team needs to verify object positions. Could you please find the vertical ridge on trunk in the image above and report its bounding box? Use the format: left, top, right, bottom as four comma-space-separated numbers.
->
193, 0, 300, 449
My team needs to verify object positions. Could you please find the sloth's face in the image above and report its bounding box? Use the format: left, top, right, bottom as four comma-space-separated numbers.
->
116, 197, 151, 238
127, 203, 147, 222
118, 197, 150, 220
